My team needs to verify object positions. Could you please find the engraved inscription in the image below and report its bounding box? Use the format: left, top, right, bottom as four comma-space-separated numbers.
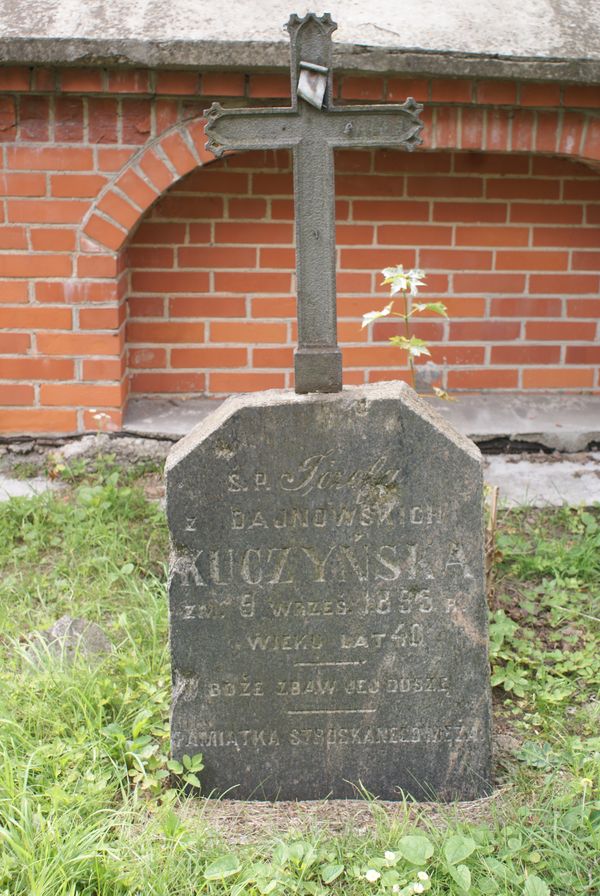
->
170, 543, 472, 589
167, 388, 491, 800
279, 451, 399, 499
277, 678, 337, 697
391, 622, 424, 647
289, 721, 480, 746
190, 729, 281, 748
207, 676, 264, 699
268, 598, 349, 617
246, 633, 324, 652
202, 675, 448, 701
228, 452, 401, 502
184, 721, 480, 749
230, 503, 403, 530
341, 633, 388, 649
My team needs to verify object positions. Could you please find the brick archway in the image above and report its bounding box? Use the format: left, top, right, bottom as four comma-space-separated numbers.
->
71, 118, 217, 429
3, 63, 600, 436
422, 106, 600, 166
80, 118, 216, 253
80, 108, 600, 257
73, 107, 600, 429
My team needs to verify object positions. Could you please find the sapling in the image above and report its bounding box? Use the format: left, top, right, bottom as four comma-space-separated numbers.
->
362, 264, 452, 399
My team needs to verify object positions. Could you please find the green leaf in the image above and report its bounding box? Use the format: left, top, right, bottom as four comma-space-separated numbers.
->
302, 883, 326, 896
361, 301, 395, 328
413, 301, 448, 317
101, 722, 124, 739
288, 841, 306, 863
481, 858, 511, 881
481, 857, 519, 885
397, 835, 434, 865
408, 344, 431, 358
444, 835, 477, 865
523, 874, 550, 896
167, 760, 183, 774
131, 711, 153, 739
272, 844, 291, 865
204, 854, 242, 880
389, 335, 432, 357
321, 863, 344, 884
161, 810, 183, 838
183, 772, 201, 788
478, 879, 499, 894
189, 752, 204, 771
516, 741, 560, 770
301, 845, 319, 870
448, 863, 471, 891
231, 882, 250, 896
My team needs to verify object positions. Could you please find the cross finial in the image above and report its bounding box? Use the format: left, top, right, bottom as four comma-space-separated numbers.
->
286, 13, 337, 110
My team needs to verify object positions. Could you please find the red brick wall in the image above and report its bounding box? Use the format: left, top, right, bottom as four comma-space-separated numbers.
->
0, 66, 599, 434
127, 149, 600, 396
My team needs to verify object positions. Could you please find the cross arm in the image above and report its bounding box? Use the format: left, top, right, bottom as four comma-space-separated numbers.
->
321, 98, 424, 150
204, 102, 302, 157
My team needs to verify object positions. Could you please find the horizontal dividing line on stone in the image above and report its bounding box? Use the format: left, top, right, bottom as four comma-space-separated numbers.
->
293, 661, 366, 667
286, 709, 376, 715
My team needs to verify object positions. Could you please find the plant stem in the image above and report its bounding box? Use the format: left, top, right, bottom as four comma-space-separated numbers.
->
402, 290, 416, 389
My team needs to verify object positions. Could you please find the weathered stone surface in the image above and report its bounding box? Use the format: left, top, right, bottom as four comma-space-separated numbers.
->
1, 1, 600, 83
166, 382, 492, 801
26, 615, 113, 667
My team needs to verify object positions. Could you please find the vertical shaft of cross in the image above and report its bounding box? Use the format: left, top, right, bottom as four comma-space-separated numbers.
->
293, 122, 342, 393
288, 12, 341, 393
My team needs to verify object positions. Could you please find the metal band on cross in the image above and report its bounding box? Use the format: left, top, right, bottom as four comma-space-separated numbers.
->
205, 12, 424, 394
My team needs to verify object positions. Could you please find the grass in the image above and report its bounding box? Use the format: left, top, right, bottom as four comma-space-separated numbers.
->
0, 458, 598, 895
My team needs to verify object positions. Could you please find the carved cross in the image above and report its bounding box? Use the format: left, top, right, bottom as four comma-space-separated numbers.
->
205, 12, 424, 393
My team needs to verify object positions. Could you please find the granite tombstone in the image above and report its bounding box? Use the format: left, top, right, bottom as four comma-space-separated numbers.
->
167, 383, 492, 800
166, 11, 492, 800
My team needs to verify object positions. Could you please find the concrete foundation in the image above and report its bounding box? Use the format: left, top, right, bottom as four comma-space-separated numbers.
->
124, 393, 600, 453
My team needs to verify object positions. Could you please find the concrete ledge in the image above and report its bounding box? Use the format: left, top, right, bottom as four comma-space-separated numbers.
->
484, 452, 600, 507
433, 393, 600, 453
2, 0, 600, 83
124, 393, 600, 453
124, 397, 223, 439
2, 38, 600, 82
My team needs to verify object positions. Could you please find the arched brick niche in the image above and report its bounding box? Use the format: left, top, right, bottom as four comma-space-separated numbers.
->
123, 146, 600, 401
2, 70, 600, 435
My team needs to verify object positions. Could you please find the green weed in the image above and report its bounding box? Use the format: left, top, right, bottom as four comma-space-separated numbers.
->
490, 507, 600, 741
0, 472, 598, 894
9, 460, 42, 480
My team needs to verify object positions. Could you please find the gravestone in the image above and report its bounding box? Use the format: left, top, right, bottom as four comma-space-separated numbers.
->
166, 11, 492, 801
167, 383, 492, 800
